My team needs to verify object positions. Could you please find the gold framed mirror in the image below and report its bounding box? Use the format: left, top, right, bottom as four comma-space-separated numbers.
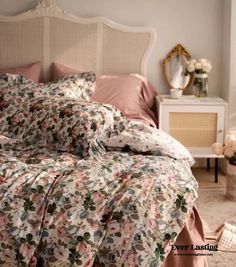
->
163, 44, 192, 91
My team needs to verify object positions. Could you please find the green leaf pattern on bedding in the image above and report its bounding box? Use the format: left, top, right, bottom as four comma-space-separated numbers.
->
0, 83, 198, 266
0, 72, 96, 109
0, 97, 126, 157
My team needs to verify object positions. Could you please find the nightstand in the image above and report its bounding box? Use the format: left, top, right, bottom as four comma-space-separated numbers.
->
155, 95, 228, 182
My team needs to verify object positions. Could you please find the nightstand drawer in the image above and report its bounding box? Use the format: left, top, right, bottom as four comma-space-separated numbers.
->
169, 112, 217, 147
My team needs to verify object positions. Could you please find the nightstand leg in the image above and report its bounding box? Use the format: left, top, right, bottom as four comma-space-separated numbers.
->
215, 158, 218, 183
207, 158, 210, 171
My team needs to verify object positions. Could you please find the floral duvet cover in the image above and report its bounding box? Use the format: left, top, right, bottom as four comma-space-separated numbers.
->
0, 96, 198, 267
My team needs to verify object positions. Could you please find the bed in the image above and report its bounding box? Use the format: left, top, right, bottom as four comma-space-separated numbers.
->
0, 0, 206, 266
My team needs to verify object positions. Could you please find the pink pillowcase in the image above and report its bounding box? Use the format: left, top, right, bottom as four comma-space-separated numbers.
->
0, 62, 41, 83
92, 74, 158, 127
52, 63, 80, 81
52, 63, 158, 127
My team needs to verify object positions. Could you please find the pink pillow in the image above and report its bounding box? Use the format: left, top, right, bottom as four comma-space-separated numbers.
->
92, 74, 158, 127
52, 63, 80, 81
0, 62, 41, 83
52, 63, 158, 127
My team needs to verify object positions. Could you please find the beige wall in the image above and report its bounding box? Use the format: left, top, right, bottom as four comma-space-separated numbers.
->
0, 0, 223, 95
229, 0, 236, 130
222, 0, 236, 131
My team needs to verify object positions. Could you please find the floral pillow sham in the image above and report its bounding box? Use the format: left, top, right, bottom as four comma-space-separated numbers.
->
58, 72, 96, 101
0, 72, 96, 109
0, 96, 127, 157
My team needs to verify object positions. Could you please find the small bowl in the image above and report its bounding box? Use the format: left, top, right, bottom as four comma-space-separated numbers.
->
170, 89, 183, 99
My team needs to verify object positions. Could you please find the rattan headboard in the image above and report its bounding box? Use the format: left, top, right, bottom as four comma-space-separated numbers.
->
0, 0, 156, 82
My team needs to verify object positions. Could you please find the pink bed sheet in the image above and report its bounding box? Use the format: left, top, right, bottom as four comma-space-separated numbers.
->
162, 206, 207, 267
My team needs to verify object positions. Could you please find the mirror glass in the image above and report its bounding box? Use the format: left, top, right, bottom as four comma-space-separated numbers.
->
163, 44, 192, 91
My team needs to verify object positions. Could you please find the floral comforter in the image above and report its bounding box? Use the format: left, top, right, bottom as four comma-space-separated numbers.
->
0, 96, 198, 267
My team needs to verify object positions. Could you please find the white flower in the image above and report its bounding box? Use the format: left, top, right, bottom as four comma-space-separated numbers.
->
211, 143, 223, 155
187, 64, 195, 72
189, 59, 197, 65
199, 58, 208, 64
202, 63, 212, 73
225, 134, 236, 147
195, 62, 202, 70
224, 146, 235, 158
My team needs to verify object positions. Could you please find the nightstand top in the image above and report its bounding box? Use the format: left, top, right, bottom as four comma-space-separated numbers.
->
157, 95, 227, 106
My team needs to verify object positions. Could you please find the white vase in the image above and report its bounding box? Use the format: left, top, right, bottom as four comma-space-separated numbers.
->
226, 163, 236, 201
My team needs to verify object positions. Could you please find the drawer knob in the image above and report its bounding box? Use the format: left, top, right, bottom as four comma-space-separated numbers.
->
218, 129, 223, 133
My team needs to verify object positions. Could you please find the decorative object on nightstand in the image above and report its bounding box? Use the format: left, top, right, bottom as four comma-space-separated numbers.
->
185, 58, 212, 97
162, 44, 192, 93
212, 133, 236, 201
156, 95, 228, 183
170, 88, 183, 99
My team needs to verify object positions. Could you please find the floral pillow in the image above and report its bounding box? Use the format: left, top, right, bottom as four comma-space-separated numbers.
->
0, 73, 36, 109
0, 73, 29, 88
58, 72, 96, 101
0, 97, 126, 157
0, 72, 96, 110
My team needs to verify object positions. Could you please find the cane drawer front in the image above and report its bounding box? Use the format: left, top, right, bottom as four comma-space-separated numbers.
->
169, 112, 217, 147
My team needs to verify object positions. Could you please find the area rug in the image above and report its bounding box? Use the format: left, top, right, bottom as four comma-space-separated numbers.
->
193, 168, 236, 267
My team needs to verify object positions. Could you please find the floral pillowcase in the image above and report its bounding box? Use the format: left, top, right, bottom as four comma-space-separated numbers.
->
0, 72, 96, 110
59, 72, 96, 101
0, 97, 126, 157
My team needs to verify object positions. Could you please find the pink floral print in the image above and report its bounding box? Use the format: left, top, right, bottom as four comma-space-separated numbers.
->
0, 82, 198, 266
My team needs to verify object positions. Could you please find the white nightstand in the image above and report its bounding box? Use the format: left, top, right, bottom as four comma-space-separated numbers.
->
155, 95, 228, 182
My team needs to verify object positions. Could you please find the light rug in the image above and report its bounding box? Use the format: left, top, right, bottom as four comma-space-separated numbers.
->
193, 168, 236, 267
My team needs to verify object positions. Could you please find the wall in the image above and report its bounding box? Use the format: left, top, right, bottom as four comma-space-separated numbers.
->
229, 0, 236, 131
0, 0, 223, 95
222, 0, 236, 131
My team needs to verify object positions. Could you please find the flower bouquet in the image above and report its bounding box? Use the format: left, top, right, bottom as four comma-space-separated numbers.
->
211, 134, 236, 165
212, 134, 236, 201
185, 58, 212, 97
186, 58, 212, 74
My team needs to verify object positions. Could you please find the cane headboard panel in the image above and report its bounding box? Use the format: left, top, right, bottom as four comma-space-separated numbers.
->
0, 0, 155, 82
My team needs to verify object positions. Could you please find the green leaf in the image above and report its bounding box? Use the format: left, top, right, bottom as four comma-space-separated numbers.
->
29, 206, 36, 211
20, 237, 26, 243
115, 232, 122, 237
135, 244, 145, 251
181, 206, 188, 213
47, 203, 57, 214
164, 233, 171, 240
177, 194, 183, 200
83, 232, 91, 241
131, 214, 139, 220
176, 202, 181, 208
171, 232, 177, 239
76, 260, 83, 265
37, 185, 44, 193
160, 255, 165, 262
112, 211, 124, 221
131, 172, 142, 178
91, 122, 97, 131
26, 233, 33, 242
85, 195, 91, 201
77, 236, 84, 242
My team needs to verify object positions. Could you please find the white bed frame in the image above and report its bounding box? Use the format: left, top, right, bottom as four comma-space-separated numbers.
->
0, 0, 156, 82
